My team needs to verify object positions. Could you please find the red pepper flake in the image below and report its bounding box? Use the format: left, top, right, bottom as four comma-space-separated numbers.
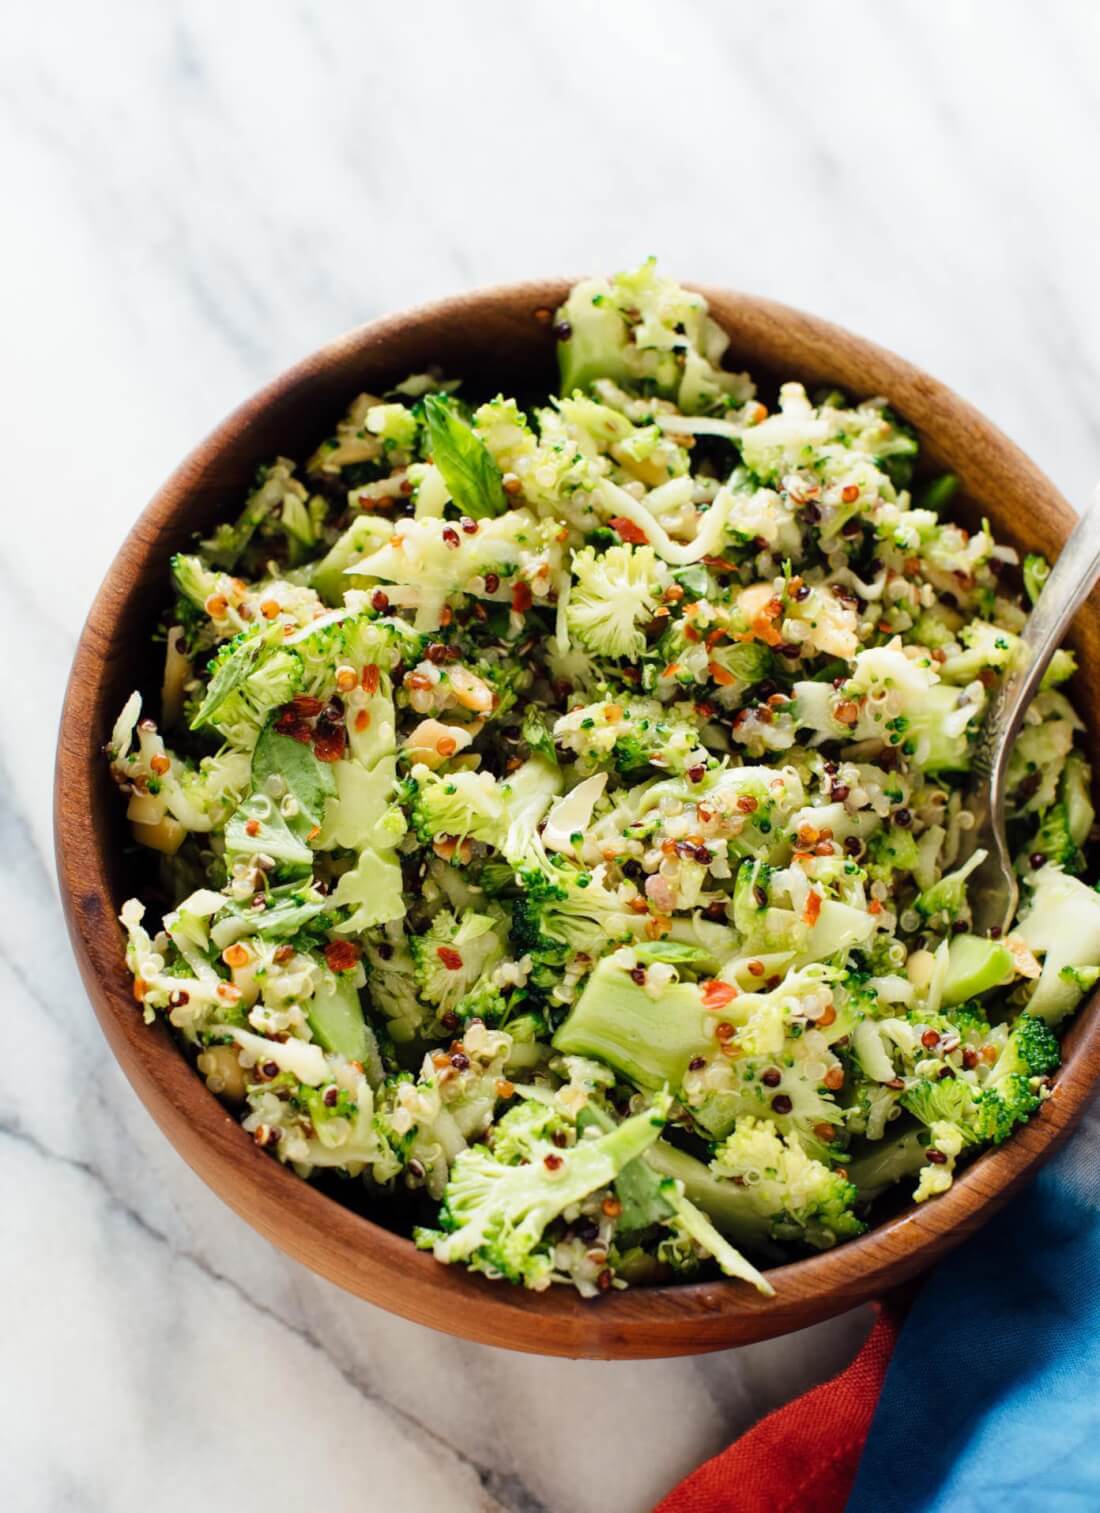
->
802, 890, 822, 926
511, 581, 533, 614
609, 515, 649, 546
437, 945, 464, 971
324, 941, 361, 973
841, 484, 860, 503
701, 979, 738, 1011
245, 818, 261, 838
543, 1151, 563, 1171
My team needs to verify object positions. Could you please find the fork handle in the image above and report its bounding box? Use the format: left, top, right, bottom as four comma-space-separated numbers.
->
972, 484, 1100, 787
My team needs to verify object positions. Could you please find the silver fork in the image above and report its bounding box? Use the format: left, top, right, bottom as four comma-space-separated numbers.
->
965, 484, 1100, 937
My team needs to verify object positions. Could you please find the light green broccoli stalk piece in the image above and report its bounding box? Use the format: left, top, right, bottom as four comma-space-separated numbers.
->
575, 1102, 773, 1291
308, 516, 394, 604
409, 909, 507, 1015
1015, 866, 1100, 1024
551, 954, 708, 1088
566, 543, 666, 660
414, 1093, 673, 1289
707, 1118, 865, 1251
846, 1129, 929, 1202
498, 756, 564, 864
1017, 751, 1093, 877
1006, 691, 1082, 816
1023, 552, 1050, 606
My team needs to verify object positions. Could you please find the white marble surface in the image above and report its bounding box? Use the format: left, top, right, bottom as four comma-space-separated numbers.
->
4, 2, 1099, 1508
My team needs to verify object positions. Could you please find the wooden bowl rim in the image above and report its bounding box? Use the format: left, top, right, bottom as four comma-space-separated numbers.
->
55, 279, 1100, 1358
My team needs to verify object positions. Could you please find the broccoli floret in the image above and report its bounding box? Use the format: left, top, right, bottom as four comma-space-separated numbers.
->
409, 910, 507, 1015
454, 975, 514, 1027
406, 765, 504, 847
414, 1093, 672, 1289
914, 848, 986, 928
512, 864, 640, 969
346, 509, 563, 633
190, 629, 303, 748
488, 1098, 574, 1164
707, 1118, 865, 1251
902, 1075, 1019, 1147
866, 826, 920, 885
1025, 799, 1083, 876
937, 619, 1019, 686
566, 543, 666, 660
996, 1014, 1060, 1080
554, 261, 754, 413
552, 697, 706, 777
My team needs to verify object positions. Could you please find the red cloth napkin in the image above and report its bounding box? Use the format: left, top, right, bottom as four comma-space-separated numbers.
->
654, 1302, 904, 1513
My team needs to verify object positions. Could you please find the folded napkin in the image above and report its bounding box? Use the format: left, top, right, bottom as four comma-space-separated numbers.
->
656, 1098, 1100, 1513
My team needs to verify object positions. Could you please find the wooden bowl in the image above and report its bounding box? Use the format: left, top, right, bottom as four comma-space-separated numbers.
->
55, 281, 1100, 1358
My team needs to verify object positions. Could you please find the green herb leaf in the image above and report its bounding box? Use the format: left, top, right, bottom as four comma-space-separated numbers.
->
423, 394, 507, 519
190, 633, 264, 730
251, 725, 336, 835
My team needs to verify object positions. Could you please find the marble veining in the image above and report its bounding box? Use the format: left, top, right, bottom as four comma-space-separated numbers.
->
4, 1, 1099, 1507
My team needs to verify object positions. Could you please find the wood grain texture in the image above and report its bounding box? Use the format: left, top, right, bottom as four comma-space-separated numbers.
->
54, 282, 1100, 1358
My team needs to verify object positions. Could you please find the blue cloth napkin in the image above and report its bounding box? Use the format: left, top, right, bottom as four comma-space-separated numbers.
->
848, 1102, 1100, 1512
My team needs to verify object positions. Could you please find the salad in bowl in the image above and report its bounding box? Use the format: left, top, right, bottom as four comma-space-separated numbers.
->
106, 264, 1100, 1301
